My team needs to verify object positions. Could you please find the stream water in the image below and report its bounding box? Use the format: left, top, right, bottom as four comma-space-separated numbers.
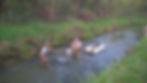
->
0, 28, 140, 83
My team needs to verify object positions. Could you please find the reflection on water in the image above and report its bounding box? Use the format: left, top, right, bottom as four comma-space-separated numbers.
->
0, 28, 140, 83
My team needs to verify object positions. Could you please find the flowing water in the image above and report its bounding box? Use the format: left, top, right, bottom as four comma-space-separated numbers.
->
0, 28, 141, 83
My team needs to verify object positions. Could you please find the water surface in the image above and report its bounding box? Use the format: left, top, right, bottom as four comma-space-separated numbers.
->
0, 28, 140, 83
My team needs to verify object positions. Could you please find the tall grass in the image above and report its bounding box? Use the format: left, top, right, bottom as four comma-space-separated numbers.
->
0, 17, 146, 44
0, 17, 146, 58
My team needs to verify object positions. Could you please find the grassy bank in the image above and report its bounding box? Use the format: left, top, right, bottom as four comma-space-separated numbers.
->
0, 17, 146, 58
91, 38, 147, 83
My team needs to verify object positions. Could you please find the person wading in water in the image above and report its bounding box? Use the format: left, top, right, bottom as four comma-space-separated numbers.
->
39, 42, 51, 67
70, 36, 83, 59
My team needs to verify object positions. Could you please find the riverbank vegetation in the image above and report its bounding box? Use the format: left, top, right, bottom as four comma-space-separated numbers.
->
91, 37, 147, 83
0, 0, 146, 22
0, 17, 146, 59
0, 0, 146, 59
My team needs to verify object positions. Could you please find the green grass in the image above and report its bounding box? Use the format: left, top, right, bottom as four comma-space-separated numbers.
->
0, 17, 146, 45
91, 38, 147, 83
0, 17, 146, 58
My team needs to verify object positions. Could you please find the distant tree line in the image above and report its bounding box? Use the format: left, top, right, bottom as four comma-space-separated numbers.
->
0, 0, 146, 21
